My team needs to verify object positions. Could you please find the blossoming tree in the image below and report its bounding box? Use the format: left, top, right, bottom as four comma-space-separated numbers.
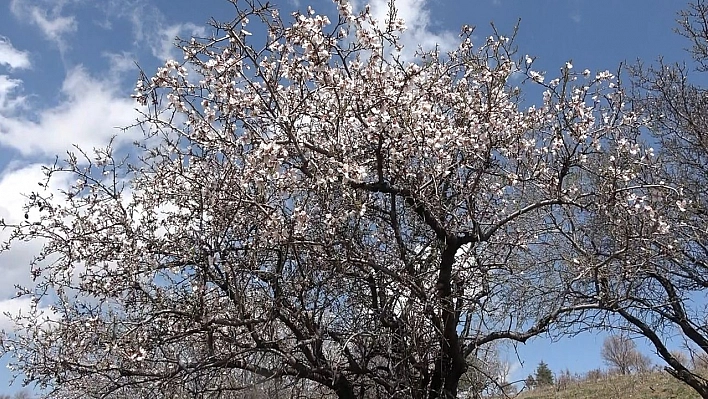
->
0, 0, 669, 398
557, 2, 708, 397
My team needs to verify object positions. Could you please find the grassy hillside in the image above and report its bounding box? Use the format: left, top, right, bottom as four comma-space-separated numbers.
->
517, 371, 701, 399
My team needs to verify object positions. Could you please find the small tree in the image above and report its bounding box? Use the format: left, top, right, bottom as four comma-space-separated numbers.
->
534, 362, 554, 387
0, 392, 33, 399
458, 345, 511, 399
584, 368, 605, 382
632, 351, 652, 374
555, 368, 574, 391
601, 335, 644, 375
524, 375, 536, 390
694, 352, 708, 371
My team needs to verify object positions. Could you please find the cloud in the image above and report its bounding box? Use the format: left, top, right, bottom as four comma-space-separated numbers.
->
0, 297, 35, 331
0, 164, 71, 300
101, 51, 140, 81
29, 8, 77, 42
0, 39, 30, 116
150, 22, 206, 62
0, 76, 27, 114
0, 163, 56, 225
9, 0, 78, 51
0, 66, 140, 157
0, 38, 31, 70
364, 0, 458, 59
569, 0, 582, 24
0, 296, 58, 333
124, 1, 206, 62
506, 360, 522, 382
72, 0, 206, 62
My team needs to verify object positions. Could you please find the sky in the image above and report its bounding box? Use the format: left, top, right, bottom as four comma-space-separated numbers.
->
0, 0, 699, 394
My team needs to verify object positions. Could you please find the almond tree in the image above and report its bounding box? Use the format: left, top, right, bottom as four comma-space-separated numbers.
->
550, 2, 708, 397
0, 1, 663, 398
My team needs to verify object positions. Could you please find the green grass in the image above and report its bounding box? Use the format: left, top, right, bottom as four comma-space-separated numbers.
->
517, 371, 702, 399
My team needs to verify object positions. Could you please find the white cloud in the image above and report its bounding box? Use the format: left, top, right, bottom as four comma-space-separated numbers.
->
102, 51, 139, 82
29, 7, 77, 42
0, 66, 140, 157
0, 296, 58, 332
0, 38, 30, 70
0, 39, 30, 115
0, 76, 27, 113
365, 0, 458, 59
126, 2, 207, 62
0, 164, 73, 299
0, 165, 43, 225
570, 0, 582, 24
506, 360, 522, 382
9, 0, 78, 51
0, 239, 44, 301
151, 22, 206, 62
0, 297, 34, 331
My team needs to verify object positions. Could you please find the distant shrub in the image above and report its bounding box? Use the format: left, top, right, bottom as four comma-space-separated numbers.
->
555, 368, 576, 391
584, 368, 606, 382
693, 351, 708, 371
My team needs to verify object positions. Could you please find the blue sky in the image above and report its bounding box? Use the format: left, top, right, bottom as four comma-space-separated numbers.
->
0, 0, 697, 394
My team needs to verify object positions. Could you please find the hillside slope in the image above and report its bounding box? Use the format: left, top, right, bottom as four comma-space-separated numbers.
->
517, 371, 701, 399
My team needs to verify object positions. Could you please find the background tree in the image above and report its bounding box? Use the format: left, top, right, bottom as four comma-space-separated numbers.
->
632, 351, 653, 374
457, 344, 513, 399
693, 352, 708, 371
524, 375, 536, 391
0, 392, 34, 399
0, 0, 658, 398
534, 362, 554, 387
601, 335, 643, 375
554, 368, 575, 391
671, 350, 690, 368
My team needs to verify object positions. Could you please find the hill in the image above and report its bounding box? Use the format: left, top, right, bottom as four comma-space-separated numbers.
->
516, 371, 701, 399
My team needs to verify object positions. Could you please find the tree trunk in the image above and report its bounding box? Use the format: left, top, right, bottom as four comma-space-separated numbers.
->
334, 375, 357, 399
427, 243, 466, 399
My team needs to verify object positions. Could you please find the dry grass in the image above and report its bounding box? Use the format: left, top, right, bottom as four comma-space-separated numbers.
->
516, 371, 702, 399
